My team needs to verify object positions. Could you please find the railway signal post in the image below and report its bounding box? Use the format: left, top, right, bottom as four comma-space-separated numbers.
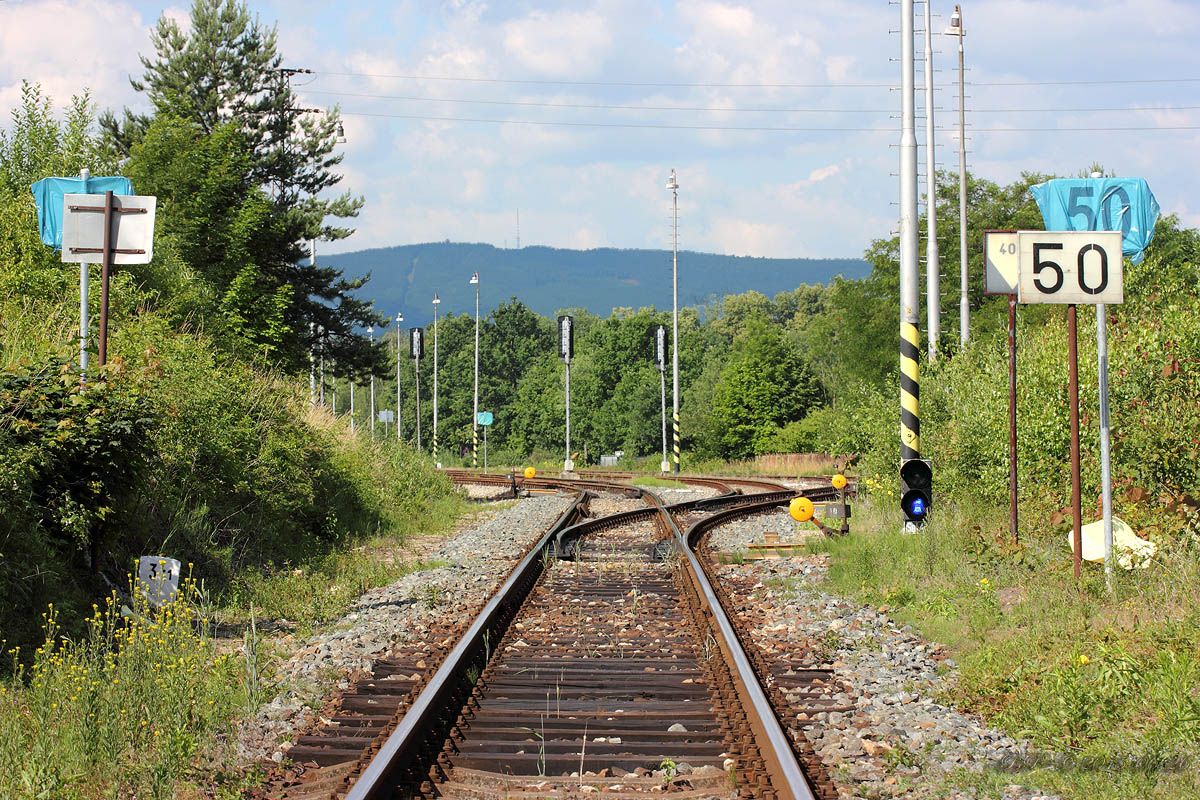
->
559, 315, 574, 473
368, 326, 376, 436
985, 230, 1021, 543
432, 293, 441, 466
656, 324, 669, 473
471, 272, 480, 468
1029, 176, 1157, 582
410, 327, 424, 451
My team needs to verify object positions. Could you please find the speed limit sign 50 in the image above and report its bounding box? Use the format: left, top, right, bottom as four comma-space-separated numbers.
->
1017, 231, 1123, 305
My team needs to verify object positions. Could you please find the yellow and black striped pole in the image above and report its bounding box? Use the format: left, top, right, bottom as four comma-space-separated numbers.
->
672, 411, 681, 472
900, 321, 920, 459
898, 0, 921, 470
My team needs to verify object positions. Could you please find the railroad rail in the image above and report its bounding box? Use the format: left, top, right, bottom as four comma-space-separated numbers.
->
267, 471, 843, 800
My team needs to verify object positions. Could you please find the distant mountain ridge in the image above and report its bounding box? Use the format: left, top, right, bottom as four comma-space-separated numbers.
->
321, 242, 869, 326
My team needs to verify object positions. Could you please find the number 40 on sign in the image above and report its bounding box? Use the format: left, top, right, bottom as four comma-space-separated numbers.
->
987, 230, 1123, 305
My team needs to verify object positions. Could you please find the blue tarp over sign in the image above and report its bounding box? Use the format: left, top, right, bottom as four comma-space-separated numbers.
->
30, 176, 134, 249
1029, 177, 1159, 264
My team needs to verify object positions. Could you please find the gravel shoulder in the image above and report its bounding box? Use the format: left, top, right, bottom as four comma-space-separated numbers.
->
706, 507, 822, 552
706, 516, 1058, 800
233, 493, 575, 766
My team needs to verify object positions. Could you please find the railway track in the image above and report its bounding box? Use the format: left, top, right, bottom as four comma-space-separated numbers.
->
264, 472, 844, 800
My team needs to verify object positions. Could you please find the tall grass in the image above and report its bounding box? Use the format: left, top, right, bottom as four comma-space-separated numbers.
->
808, 500, 1200, 799
0, 572, 247, 799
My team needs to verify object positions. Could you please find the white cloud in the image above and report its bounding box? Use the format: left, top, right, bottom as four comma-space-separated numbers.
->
502, 9, 613, 76
5, 0, 1190, 265
569, 226, 602, 249
705, 218, 789, 256
462, 168, 487, 202
0, 1, 151, 116
807, 163, 841, 183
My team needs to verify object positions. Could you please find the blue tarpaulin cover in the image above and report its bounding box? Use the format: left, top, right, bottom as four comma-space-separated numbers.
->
1029, 177, 1159, 264
30, 176, 134, 250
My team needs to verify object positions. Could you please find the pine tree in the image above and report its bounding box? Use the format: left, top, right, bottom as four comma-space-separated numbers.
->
101, 0, 383, 376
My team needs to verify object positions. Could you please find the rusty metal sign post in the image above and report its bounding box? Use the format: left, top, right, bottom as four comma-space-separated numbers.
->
1016, 230, 1124, 579
984, 231, 1021, 544
61, 192, 156, 368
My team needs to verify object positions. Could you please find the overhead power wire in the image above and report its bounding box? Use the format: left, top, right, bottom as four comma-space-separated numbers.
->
306, 89, 891, 113
302, 90, 1200, 117
336, 108, 1200, 133
316, 69, 1200, 89
336, 111, 885, 131
972, 77, 1200, 86
304, 88, 1200, 116
316, 70, 891, 88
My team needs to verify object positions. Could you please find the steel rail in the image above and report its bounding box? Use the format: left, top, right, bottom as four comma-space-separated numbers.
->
343, 491, 591, 800
554, 505, 659, 559
348, 473, 839, 799
651, 492, 820, 800
441, 467, 742, 497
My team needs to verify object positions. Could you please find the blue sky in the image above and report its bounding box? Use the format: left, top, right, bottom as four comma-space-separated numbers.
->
3, 1, 1199, 259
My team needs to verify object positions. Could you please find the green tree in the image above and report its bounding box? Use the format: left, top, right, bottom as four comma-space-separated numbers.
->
508, 358, 564, 456
708, 319, 823, 459
103, 0, 380, 376
0, 84, 107, 305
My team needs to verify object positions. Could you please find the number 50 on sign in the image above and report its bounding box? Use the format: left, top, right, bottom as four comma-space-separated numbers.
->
1017, 231, 1123, 305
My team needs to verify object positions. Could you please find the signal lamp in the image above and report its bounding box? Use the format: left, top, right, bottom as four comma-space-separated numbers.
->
900, 458, 933, 526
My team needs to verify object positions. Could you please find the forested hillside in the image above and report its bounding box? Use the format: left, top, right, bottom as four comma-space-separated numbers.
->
322, 242, 868, 327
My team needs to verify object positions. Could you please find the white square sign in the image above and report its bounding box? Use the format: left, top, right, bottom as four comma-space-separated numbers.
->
1017, 231, 1123, 305
138, 555, 181, 608
61, 193, 157, 264
984, 231, 1019, 295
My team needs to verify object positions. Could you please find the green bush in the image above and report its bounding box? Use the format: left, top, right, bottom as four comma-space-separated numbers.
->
804, 217, 1200, 545
0, 312, 459, 656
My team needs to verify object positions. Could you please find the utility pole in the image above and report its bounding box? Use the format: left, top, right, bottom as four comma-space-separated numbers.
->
899, 0, 922, 467
350, 380, 356, 433
395, 311, 404, 441
312, 241, 323, 406
945, 4, 969, 347
432, 293, 441, 467
78, 168, 90, 381
666, 170, 681, 474
312, 321, 321, 407
318, 325, 325, 406
368, 326, 376, 436
471, 272, 480, 468
923, 0, 940, 359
